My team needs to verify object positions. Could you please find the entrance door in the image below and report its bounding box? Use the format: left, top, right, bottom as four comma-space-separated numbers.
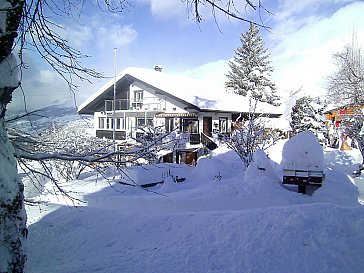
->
203, 117, 212, 137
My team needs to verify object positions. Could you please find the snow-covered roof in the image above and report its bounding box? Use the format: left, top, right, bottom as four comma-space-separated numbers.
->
78, 67, 282, 115
257, 117, 292, 132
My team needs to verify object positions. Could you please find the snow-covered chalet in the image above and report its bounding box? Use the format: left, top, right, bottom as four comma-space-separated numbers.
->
78, 66, 282, 148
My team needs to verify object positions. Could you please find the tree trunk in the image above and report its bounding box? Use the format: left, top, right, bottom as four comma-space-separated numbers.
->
0, 1, 27, 271
0, 99, 27, 272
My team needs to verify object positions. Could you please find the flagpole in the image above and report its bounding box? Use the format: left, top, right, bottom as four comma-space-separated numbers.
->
113, 48, 117, 154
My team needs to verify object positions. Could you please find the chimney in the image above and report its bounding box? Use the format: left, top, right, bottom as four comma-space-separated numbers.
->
154, 65, 162, 72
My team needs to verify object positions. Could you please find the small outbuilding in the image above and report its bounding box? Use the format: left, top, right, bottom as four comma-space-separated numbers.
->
281, 131, 324, 194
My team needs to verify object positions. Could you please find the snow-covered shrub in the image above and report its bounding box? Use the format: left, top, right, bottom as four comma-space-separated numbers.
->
222, 109, 280, 169
132, 125, 191, 164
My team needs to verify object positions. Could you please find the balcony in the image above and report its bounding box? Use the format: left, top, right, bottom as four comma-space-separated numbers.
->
96, 130, 127, 140
104, 98, 165, 112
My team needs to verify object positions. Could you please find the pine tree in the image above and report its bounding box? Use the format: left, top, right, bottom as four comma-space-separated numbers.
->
226, 23, 280, 106
290, 96, 325, 137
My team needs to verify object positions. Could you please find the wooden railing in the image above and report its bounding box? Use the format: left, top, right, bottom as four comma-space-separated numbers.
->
189, 133, 201, 145
201, 133, 218, 150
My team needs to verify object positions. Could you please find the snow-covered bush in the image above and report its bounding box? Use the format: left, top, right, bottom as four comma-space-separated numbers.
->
131, 125, 189, 164
222, 109, 280, 169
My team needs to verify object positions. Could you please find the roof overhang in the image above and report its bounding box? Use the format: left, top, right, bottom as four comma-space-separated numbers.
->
155, 113, 198, 118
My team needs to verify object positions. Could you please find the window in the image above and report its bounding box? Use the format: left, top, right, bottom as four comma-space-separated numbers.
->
116, 118, 121, 130
116, 118, 126, 130
106, 118, 114, 129
105, 99, 123, 111
181, 118, 198, 133
165, 117, 174, 132
132, 90, 144, 109
219, 117, 228, 133
105, 101, 113, 112
115, 100, 122, 111
98, 117, 105, 129
134, 91, 143, 102
137, 118, 154, 127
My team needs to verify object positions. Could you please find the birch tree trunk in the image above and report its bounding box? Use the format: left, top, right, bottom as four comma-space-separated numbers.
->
0, 1, 27, 272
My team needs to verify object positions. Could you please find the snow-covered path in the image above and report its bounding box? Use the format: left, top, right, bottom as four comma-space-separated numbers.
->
25, 143, 364, 273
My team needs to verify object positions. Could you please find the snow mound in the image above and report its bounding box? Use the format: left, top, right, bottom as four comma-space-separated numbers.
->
313, 169, 360, 206
243, 149, 282, 194
189, 156, 240, 184
281, 131, 324, 171
158, 176, 178, 194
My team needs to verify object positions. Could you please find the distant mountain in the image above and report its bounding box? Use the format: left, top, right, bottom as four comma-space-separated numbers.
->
6, 105, 91, 132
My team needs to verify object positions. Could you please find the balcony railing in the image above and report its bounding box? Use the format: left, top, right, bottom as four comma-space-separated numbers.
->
201, 133, 218, 150
96, 130, 127, 140
104, 97, 165, 112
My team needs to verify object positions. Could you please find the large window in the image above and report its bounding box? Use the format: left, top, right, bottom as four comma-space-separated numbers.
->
137, 118, 154, 127
105, 100, 123, 111
181, 118, 199, 133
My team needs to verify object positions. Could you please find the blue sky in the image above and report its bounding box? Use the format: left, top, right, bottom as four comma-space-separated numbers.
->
10, 0, 364, 111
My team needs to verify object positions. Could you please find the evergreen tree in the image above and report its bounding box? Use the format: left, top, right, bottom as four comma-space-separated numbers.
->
226, 23, 280, 106
290, 96, 325, 137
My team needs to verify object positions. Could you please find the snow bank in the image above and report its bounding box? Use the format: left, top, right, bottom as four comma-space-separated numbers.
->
189, 156, 239, 184
117, 164, 191, 186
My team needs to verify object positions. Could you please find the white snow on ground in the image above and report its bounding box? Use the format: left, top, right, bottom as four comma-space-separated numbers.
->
24, 138, 364, 273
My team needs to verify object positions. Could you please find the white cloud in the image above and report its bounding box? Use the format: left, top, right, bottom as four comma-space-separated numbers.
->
110, 25, 138, 46
10, 69, 72, 112
179, 1, 364, 102
63, 15, 138, 50
148, 0, 186, 20
270, 1, 364, 98
182, 59, 230, 89
97, 24, 138, 47
64, 25, 92, 49
139, 0, 260, 26
274, 0, 352, 21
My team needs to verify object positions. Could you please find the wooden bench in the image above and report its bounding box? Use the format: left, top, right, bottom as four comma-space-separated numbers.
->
283, 169, 324, 193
